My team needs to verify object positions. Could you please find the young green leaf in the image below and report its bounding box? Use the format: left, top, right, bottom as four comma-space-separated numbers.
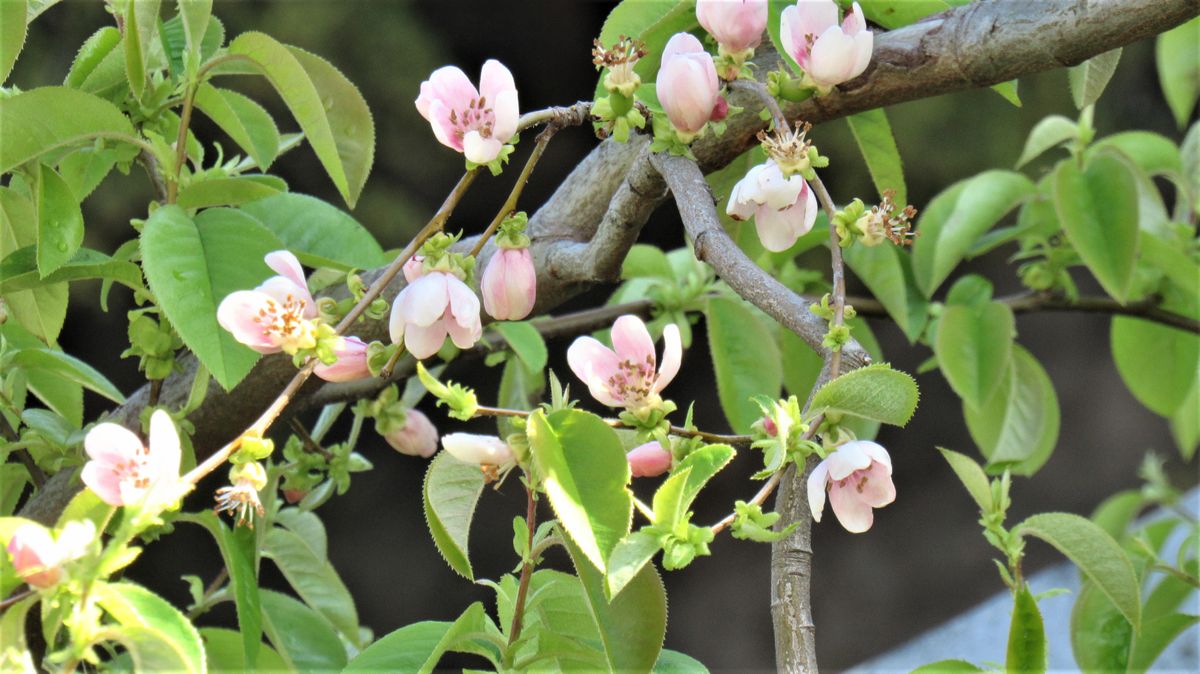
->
176, 0, 212, 77
936, 448, 993, 513
706, 295, 783, 433
1053, 154, 1139, 302
344, 603, 498, 674
198, 627, 288, 672
262, 526, 360, 645
1006, 584, 1047, 674
653, 649, 711, 673
10, 347, 124, 403
855, 0, 968, 29
909, 660, 985, 673
493, 320, 548, 372
808, 363, 920, 427
842, 244, 928, 342
0, 87, 137, 174
96, 626, 194, 673
1068, 48, 1122, 109
239, 193, 387, 270
1, 187, 68, 343
991, 79, 1021, 107
193, 84, 281, 170
0, 0, 26, 84
964, 346, 1060, 477
1015, 115, 1078, 168
422, 451, 486, 580
176, 175, 284, 209
1111, 313, 1199, 417
606, 530, 663, 600
934, 301, 1014, 409
259, 590, 348, 672
674, 444, 735, 509
1155, 16, 1200, 128
846, 108, 906, 205
35, 164, 83, 278
96, 581, 205, 674
122, 0, 161, 100
0, 323, 82, 426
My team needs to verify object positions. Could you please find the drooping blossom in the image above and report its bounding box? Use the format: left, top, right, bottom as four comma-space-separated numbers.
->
442, 433, 514, 466
628, 441, 672, 478
656, 33, 721, 139
6, 520, 95, 589
726, 159, 818, 252
416, 60, 519, 164
214, 461, 268, 528
780, 0, 873, 90
384, 409, 439, 458
217, 250, 318, 355
697, 0, 769, 54
314, 336, 372, 383
481, 248, 537, 321
81, 409, 185, 511
808, 440, 895, 533
567, 315, 682, 411
389, 271, 482, 360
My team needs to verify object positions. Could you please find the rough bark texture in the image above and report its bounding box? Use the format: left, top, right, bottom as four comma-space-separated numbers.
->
18, 0, 1200, 670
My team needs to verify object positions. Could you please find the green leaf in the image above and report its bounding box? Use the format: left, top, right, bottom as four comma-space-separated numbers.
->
226, 33, 374, 208
1053, 154, 1140, 302
140, 205, 284, 390
193, 84, 281, 170
10, 347, 124, 403
594, 1, 698, 100
1111, 314, 1199, 417
1068, 48, 1122, 109
96, 581, 205, 674
843, 244, 928, 342
1070, 579, 1130, 673
1156, 17, 1200, 128
34, 164, 83, 278
344, 603, 497, 674
605, 530, 662, 600
0, 595, 36, 673
497, 355, 544, 438
1006, 584, 1047, 674
57, 145, 121, 200
1129, 612, 1200, 671
1, 187, 67, 343
855, 0, 967, 29
527, 408, 632, 573
1, 322, 81, 426
122, 0, 161, 100
674, 443, 735, 509
991, 80, 1022, 107
1016, 115, 1078, 168
563, 534, 668, 673
64, 26, 122, 89
651, 467, 691, 529
1016, 512, 1141, 630
808, 363, 919, 427
199, 627, 288, 673
910, 660, 986, 673
937, 448, 993, 513
0, 245, 141, 294
262, 526, 360, 644
622, 243, 675, 279
183, 512, 262, 668
1139, 230, 1200, 297
176, 174, 284, 209
0, 87, 137, 174
238, 193, 386, 270
177, 0, 212, 76
259, 589, 347, 672
422, 450, 485, 580
846, 108, 906, 205
275, 507, 327, 560
1170, 383, 1199, 461
706, 296, 783, 433
493, 321, 548, 372
99, 626, 193, 672
653, 649, 710, 673
912, 170, 1034, 296
0, 0, 26, 84
964, 345, 1060, 477
934, 301, 1014, 409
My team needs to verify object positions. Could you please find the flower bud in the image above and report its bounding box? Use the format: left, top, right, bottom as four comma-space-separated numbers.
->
442, 432, 514, 466
627, 441, 672, 478
780, 0, 873, 91
384, 409, 439, 458
656, 33, 721, 140
481, 248, 537, 321
697, 0, 768, 54
7, 520, 95, 590
314, 336, 372, 383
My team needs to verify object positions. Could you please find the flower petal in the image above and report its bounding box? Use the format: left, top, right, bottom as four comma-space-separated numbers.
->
148, 409, 182, 484
858, 461, 896, 508
217, 290, 283, 353
405, 320, 448, 360
754, 203, 803, 252
400, 273, 450, 328
81, 461, 125, 506
264, 251, 307, 292
491, 89, 520, 144
829, 481, 876, 533
566, 337, 623, 407
611, 315, 656, 369
855, 440, 893, 473
463, 131, 503, 164
84, 423, 142, 465
825, 442, 872, 480
479, 59, 516, 106
442, 432, 512, 465
654, 323, 683, 392
807, 459, 830, 522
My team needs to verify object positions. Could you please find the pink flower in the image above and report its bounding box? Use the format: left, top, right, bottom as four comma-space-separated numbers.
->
416, 60, 519, 164
403, 256, 426, 283
81, 410, 184, 510
780, 0, 873, 89
726, 159, 818, 252
314, 336, 372, 383
481, 247, 537, 321
384, 409, 439, 458
442, 432, 513, 465
217, 251, 319, 355
628, 441, 672, 478
697, 0, 768, 54
389, 271, 482, 360
808, 440, 895, 533
6, 520, 95, 589
567, 315, 682, 410
656, 33, 721, 138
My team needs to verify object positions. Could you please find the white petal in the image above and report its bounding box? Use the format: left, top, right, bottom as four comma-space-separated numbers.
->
807, 459, 830, 522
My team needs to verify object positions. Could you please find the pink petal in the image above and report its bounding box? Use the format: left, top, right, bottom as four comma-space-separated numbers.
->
403, 256, 425, 283
445, 309, 482, 350
446, 276, 481, 328
255, 276, 317, 319
463, 131, 503, 164
809, 27, 858, 87
419, 66, 478, 115
807, 459, 830, 522
848, 30, 873, 80
829, 481, 876, 533
425, 98, 462, 151
388, 292, 407, 344
81, 460, 126, 506
384, 409, 439, 458
314, 336, 372, 383
754, 203, 803, 252
217, 290, 282, 353
491, 89, 520, 144
611, 315, 656, 369
654, 323, 683, 392
843, 2, 867, 34
405, 320, 448, 360
479, 60, 516, 108
566, 337, 624, 407
756, 162, 807, 210
628, 441, 672, 478
858, 461, 897, 508
400, 273, 451, 328
84, 423, 142, 465
264, 251, 307, 292
825, 443, 873, 481
148, 409, 181, 485
855, 440, 893, 473
481, 254, 509, 319
662, 32, 706, 61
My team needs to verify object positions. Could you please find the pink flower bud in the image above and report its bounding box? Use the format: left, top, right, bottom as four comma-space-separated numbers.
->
314, 336, 372, 383
282, 489, 307, 504
403, 256, 426, 283
384, 409, 439, 458
217, 250, 319, 355
726, 159, 818, 252
780, 0, 873, 89
7, 520, 95, 589
567, 315, 683, 410
709, 96, 730, 123
81, 410, 183, 510
656, 33, 721, 137
808, 440, 895, 533
442, 432, 513, 466
763, 416, 778, 437
481, 247, 537, 321
415, 60, 520, 164
389, 271, 482, 360
697, 0, 768, 54
627, 441, 672, 478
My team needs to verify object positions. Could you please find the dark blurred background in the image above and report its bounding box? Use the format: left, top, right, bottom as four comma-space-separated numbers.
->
12, 1, 1197, 671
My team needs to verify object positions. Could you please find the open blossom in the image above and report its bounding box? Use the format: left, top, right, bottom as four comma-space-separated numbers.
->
780, 0, 873, 89
217, 251, 318, 355
656, 33, 721, 138
314, 336, 372, 383
81, 409, 184, 511
7, 520, 95, 589
384, 409, 439, 458
697, 0, 768, 54
628, 441, 672, 478
389, 270, 482, 360
416, 60, 519, 164
726, 159, 818, 252
808, 440, 895, 533
481, 248, 536, 321
567, 315, 682, 411
442, 433, 513, 466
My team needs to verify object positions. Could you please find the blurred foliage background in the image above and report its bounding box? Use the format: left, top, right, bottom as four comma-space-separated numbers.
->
9, 1, 1195, 670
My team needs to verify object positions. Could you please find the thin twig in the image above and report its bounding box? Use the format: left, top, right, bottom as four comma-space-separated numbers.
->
0, 589, 32, 612
507, 484, 538, 650
469, 127, 557, 258
809, 174, 846, 378
473, 405, 752, 446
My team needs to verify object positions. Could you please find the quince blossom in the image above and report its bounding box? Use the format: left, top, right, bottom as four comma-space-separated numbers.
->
217, 251, 318, 355
6, 520, 95, 589
726, 159, 818, 252
697, 0, 769, 55
314, 336, 372, 383
481, 247, 537, 321
628, 441, 672, 478
81, 410, 186, 511
780, 0, 873, 90
384, 408, 439, 458
389, 268, 482, 360
442, 433, 514, 466
657, 33, 722, 140
808, 440, 895, 533
416, 60, 519, 165
567, 315, 682, 411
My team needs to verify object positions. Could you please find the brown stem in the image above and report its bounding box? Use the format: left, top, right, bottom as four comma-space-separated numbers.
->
288, 418, 333, 460
472, 405, 752, 447
0, 589, 32, 612
470, 127, 558, 258
809, 175, 846, 379
148, 379, 162, 407
507, 484, 538, 649
165, 84, 197, 204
